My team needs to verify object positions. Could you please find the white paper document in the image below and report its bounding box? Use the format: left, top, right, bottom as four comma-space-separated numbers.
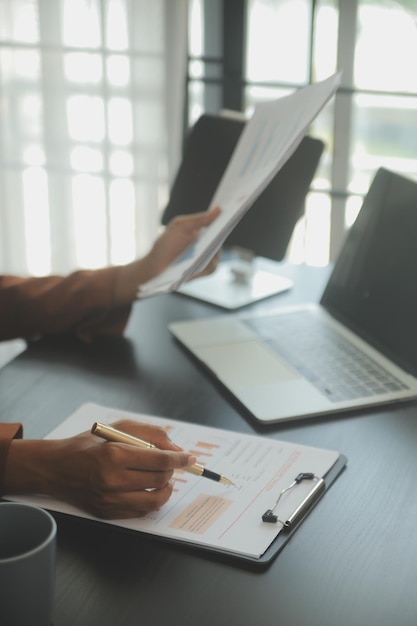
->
139, 72, 341, 298
12, 403, 341, 559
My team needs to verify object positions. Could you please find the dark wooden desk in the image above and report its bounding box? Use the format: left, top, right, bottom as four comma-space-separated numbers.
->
2, 263, 417, 626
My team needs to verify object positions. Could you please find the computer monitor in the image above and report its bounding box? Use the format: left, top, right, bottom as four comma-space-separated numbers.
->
162, 114, 324, 308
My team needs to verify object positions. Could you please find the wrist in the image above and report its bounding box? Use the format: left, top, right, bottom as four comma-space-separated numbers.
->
113, 258, 154, 305
0, 423, 23, 496
3, 439, 55, 496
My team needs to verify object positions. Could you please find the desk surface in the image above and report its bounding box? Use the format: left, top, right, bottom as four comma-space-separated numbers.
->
2, 263, 417, 626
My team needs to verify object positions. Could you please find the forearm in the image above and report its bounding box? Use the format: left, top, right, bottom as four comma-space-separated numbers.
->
0, 268, 131, 342
0, 208, 221, 343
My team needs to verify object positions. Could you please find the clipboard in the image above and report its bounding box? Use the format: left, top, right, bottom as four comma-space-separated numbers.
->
7, 403, 347, 567
138, 453, 346, 567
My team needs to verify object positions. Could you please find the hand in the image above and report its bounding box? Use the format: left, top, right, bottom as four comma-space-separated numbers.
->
4, 420, 196, 519
113, 207, 221, 304
144, 205, 222, 279
189, 248, 221, 281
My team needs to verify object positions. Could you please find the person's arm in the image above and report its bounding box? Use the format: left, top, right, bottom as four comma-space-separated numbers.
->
0, 267, 131, 343
2, 420, 196, 519
0, 207, 221, 343
0, 423, 23, 497
111, 206, 221, 303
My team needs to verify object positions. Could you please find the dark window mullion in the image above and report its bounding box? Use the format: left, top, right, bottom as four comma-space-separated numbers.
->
222, 0, 245, 111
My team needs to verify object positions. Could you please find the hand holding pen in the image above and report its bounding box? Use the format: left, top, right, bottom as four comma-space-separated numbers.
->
85, 419, 201, 518
4, 419, 200, 521
92, 422, 235, 486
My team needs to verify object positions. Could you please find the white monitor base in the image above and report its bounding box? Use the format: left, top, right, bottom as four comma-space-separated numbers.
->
177, 258, 293, 309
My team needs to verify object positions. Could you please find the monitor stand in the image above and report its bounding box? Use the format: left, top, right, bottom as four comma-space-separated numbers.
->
177, 248, 293, 310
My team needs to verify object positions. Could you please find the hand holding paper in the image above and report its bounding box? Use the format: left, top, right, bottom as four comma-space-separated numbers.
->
138, 72, 342, 298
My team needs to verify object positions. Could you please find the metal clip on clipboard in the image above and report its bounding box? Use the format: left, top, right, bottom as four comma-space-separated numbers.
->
262, 472, 325, 529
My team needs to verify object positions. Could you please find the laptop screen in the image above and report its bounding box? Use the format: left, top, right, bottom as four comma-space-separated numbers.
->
321, 168, 417, 376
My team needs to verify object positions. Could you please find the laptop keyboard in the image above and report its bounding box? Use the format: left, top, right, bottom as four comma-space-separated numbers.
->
244, 311, 408, 403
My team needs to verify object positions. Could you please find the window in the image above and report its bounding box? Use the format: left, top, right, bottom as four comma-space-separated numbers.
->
187, 0, 417, 265
0, 0, 187, 276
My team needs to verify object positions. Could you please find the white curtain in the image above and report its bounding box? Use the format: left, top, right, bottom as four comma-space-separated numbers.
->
0, 0, 188, 277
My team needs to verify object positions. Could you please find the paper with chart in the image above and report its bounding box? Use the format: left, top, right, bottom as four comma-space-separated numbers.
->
11, 403, 340, 559
139, 72, 342, 298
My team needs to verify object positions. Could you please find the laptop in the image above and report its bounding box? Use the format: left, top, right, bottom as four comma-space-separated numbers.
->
169, 168, 417, 423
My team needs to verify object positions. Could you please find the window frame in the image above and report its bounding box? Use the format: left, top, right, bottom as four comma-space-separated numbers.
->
186, 0, 417, 263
